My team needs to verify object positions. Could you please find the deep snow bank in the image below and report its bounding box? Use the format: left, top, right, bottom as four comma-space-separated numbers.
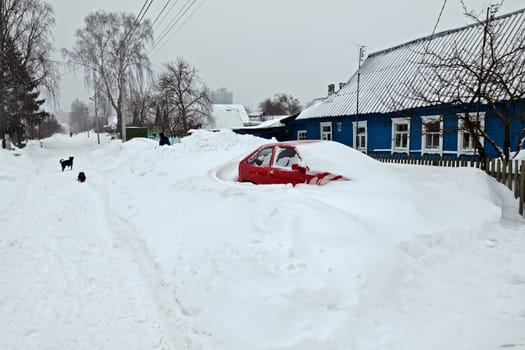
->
2, 130, 523, 350
94, 130, 523, 350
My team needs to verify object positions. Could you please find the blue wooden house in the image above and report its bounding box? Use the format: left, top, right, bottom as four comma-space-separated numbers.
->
284, 8, 525, 160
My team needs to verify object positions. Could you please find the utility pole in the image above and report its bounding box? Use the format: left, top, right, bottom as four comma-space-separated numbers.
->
473, 6, 491, 160
355, 45, 366, 151
90, 86, 100, 145
118, 40, 127, 142
0, 0, 6, 142
95, 89, 100, 145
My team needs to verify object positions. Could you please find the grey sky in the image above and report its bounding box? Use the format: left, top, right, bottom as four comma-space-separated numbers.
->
45, 0, 524, 113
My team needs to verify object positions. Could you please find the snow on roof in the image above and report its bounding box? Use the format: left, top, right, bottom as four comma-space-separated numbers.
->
206, 104, 250, 129
299, 8, 525, 119
239, 115, 290, 129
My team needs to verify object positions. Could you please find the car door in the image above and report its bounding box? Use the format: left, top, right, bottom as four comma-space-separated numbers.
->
270, 146, 306, 185
242, 146, 274, 184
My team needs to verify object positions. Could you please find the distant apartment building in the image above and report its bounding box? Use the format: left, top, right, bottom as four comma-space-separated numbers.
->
211, 88, 233, 104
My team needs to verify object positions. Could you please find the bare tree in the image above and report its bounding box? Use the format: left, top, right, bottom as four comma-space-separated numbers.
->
410, 3, 525, 160
0, 0, 57, 142
127, 85, 156, 126
155, 58, 212, 135
258, 93, 301, 117
69, 99, 89, 134
63, 11, 153, 136
1, 0, 58, 98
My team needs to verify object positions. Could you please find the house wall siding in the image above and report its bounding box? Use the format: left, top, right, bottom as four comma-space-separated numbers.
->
233, 101, 524, 160
286, 101, 524, 159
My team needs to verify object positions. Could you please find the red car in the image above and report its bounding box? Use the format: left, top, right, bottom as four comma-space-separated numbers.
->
238, 140, 348, 185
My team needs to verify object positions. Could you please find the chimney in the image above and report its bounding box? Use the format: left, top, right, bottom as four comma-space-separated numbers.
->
339, 82, 346, 90
328, 84, 335, 96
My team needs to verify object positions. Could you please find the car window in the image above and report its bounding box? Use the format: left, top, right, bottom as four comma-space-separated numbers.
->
273, 147, 300, 168
246, 147, 273, 167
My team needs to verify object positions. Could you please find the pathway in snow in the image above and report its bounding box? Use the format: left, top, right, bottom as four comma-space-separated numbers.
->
0, 143, 190, 350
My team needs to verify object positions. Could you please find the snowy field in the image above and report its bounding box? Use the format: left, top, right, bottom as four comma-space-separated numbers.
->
1, 130, 524, 350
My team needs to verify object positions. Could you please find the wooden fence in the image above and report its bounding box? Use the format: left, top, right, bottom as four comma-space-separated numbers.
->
373, 155, 525, 216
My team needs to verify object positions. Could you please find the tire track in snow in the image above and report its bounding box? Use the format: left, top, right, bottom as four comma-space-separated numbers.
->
0, 147, 189, 350
83, 151, 200, 349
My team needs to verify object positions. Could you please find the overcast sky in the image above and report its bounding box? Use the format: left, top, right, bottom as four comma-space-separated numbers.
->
45, 0, 524, 113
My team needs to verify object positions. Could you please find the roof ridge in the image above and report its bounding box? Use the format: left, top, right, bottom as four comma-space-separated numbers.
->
368, 7, 525, 58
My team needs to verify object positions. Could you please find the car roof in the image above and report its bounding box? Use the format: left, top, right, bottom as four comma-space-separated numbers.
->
260, 140, 320, 148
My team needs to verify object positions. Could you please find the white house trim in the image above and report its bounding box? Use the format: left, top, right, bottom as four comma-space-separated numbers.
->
297, 130, 307, 140
457, 112, 485, 156
391, 117, 411, 154
352, 120, 368, 152
421, 115, 443, 156
320, 122, 332, 140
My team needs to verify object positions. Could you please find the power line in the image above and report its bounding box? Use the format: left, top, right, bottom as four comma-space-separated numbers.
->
136, 0, 155, 28
161, 0, 207, 47
124, 0, 155, 44
150, 0, 194, 50
431, 0, 448, 38
130, 0, 151, 33
148, 0, 204, 55
151, 0, 177, 29
421, 0, 448, 57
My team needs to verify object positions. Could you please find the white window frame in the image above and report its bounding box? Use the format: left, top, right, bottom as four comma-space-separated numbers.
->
352, 120, 368, 152
320, 122, 332, 141
457, 112, 485, 156
421, 115, 443, 156
391, 117, 411, 154
297, 130, 307, 140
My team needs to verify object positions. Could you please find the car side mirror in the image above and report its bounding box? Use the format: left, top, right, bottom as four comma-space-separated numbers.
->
291, 163, 307, 173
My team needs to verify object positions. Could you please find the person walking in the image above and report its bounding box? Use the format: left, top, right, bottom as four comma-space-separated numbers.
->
159, 132, 171, 146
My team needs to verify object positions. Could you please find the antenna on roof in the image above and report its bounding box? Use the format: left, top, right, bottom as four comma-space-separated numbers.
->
358, 46, 367, 68
355, 45, 366, 153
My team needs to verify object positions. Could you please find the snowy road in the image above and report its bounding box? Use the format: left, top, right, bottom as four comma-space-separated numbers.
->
0, 140, 190, 350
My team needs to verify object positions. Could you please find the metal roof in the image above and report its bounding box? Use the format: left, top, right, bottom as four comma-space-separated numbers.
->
298, 8, 525, 120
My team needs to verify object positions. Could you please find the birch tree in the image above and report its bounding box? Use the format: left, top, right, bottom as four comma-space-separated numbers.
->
63, 11, 153, 136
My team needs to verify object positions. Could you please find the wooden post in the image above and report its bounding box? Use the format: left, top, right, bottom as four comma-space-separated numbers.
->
518, 160, 525, 215
507, 160, 513, 191
515, 160, 519, 198
502, 160, 507, 186
497, 161, 502, 182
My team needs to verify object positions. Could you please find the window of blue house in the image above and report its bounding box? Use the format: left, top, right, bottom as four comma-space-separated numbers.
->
352, 120, 367, 152
457, 113, 485, 156
391, 117, 410, 153
421, 116, 443, 155
320, 122, 332, 140
297, 130, 307, 140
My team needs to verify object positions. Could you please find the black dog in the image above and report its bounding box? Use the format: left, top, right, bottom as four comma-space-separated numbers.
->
77, 171, 86, 183
60, 156, 74, 171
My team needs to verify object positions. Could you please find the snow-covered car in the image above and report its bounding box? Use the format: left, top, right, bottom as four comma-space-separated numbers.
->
237, 140, 349, 185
